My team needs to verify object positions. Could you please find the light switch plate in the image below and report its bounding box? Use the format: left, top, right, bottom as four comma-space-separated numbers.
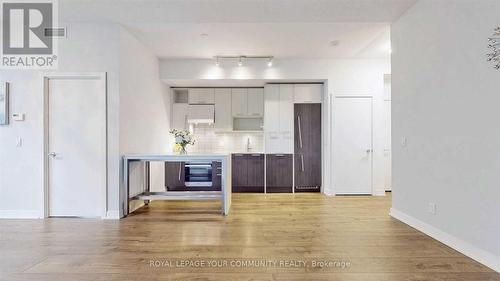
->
428, 203, 437, 215
401, 136, 408, 147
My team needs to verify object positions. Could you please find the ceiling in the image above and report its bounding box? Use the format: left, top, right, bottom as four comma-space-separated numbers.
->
58, 0, 415, 59
126, 23, 391, 59
59, 0, 417, 23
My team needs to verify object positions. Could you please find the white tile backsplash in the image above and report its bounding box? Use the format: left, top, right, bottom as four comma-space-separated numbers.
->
188, 124, 264, 153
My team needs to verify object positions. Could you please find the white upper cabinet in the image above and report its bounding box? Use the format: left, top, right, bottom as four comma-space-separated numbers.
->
231, 88, 264, 118
264, 84, 280, 133
188, 88, 215, 104
214, 88, 232, 130
293, 84, 323, 103
279, 84, 294, 152
247, 88, 264, 117
171, 103, 188, 130
231, 88, 247, 117
264, 84, 294, 154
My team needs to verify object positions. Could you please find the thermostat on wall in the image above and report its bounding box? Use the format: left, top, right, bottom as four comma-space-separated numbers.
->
12, 113, 25, 121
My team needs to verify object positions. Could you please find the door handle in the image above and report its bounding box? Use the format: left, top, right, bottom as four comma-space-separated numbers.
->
297, 115, 303, 149
300, 154, 305, 172
366, 149, 373, 154
48, 152, 57, 158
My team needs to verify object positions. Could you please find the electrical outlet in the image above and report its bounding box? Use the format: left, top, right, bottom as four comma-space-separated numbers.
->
428, 203, 437, 215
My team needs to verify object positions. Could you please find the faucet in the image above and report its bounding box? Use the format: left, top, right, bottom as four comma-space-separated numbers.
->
246, 137, 252, 152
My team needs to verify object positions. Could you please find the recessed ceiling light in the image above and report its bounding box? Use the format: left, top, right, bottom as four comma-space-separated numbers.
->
238, 57, 243, 67
329, 40, 340, 47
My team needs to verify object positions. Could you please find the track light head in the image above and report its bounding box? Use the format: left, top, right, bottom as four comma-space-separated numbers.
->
267, 57, 273, 67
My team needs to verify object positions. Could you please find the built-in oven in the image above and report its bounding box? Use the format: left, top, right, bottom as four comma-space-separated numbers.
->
184, 162, 213, 187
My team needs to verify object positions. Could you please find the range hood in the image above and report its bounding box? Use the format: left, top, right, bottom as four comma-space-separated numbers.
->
187, 104, 215, 124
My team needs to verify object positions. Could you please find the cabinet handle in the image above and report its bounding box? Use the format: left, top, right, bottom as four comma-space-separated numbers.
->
178, 163, 182, 181
297, 115, 303, 149
275, 154, 285, 157
300, 154, 305, 172
216, 174, 222, 176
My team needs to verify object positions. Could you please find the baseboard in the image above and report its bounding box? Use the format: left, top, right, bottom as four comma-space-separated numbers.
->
390, 208, 500, 273
103, 210, 120, 220
0, 210, 41, 219
373, 190, 386, 196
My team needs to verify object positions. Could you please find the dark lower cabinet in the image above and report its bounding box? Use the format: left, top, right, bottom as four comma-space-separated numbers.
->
266, 154, 293, 193
232, 154, 264, 193
232, 154, 248, 188
165, 162, 185, 191
212, 161, 222, 191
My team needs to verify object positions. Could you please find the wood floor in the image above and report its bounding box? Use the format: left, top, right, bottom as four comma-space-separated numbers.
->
1, 193, 499, 281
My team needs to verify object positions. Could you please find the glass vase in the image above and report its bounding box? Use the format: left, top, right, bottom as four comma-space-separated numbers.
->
179, 145, 187, 155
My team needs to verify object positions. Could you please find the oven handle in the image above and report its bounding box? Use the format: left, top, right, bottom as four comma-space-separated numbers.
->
185, 164, 212, 168
178, 163, 182, 181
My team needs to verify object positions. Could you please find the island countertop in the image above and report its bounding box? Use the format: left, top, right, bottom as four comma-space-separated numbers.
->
121, 154, 232, 218
123, 153, 231, 161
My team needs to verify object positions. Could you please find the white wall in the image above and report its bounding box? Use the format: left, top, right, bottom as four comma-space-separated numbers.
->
0, 24, 170, 218
391, 0, 500, 271
160, 58, 391, 196
118, 27, 171, 213
0, 23, 120, 218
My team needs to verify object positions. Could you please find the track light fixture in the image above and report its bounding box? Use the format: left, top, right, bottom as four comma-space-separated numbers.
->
213, 56, 274, 67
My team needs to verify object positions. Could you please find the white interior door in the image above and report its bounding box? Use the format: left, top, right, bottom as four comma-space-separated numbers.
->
47, 75, 106, 217
333, 97, 373, 194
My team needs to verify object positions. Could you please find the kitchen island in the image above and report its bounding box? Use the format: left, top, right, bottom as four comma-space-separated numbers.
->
121, 154, 231, 218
